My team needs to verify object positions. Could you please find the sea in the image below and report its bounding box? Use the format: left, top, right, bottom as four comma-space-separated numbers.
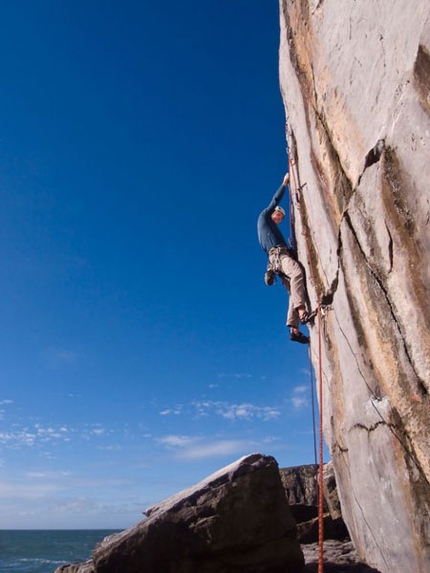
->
0, 530, 121, 573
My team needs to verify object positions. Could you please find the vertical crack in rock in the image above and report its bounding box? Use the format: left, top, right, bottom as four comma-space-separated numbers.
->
331, 309, 382, 401
414, 44, 430, 114
358, 139, 386, 184
283, 0, 313, 103
380, 147, 430, 394
343, 211, 427, 397
349, 490, 390, 571
337, 215, 429, 485
390, 406, 430, 487
336, 452, 391, 570
314, 109, 355, 209
338, 410, 428, 567
384, 221, 394, 273
320, 270, 339, 306
293, 110, 354, 303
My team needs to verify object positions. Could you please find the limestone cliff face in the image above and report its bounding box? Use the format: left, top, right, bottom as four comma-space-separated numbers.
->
278, 1, 430, 572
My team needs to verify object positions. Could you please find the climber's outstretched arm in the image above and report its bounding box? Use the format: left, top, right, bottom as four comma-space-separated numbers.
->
282, 172, 290, 187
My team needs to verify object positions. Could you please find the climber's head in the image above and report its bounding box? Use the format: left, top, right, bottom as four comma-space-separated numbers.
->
271, 206, 285, 224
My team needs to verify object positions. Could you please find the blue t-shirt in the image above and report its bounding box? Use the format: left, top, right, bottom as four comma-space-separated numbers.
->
257, 183, 287, 255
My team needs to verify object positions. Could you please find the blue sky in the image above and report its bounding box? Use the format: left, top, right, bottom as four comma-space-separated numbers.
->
0, 1, 323, 529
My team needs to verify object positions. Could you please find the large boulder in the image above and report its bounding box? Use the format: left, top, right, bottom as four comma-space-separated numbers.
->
278, 1, 430, 571
57, 453, 304, 573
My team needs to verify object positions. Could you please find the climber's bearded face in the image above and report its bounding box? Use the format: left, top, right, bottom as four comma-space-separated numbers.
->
271, 211, 284, 225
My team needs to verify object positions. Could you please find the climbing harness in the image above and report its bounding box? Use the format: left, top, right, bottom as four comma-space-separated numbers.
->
286, 121, 325, 573
268, 245, 294, 273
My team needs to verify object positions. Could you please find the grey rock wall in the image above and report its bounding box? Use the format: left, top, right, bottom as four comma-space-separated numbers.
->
278, 1, 430, 572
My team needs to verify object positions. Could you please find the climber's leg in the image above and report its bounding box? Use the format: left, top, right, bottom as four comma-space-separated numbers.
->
279, 256, 307, 310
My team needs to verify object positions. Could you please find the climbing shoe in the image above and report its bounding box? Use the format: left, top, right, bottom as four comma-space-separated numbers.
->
290, 331, 310, 344
300, 309, 317, 325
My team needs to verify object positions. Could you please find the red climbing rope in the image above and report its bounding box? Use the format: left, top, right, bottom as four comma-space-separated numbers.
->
317, 302, 324, 573
286, 125, 324, 573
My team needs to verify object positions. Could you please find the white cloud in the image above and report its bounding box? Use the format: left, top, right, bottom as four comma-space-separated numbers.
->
291, 385, 311, 410
0, 430, 38, 447
0, 418, 140, 452
294, 385, 308, 394
157, 434, 256, 460
91, 428, 105, 436
0, 422, 98, 449
159, 405, 183, 416
291, 396, 308, 409
0, 400, 13, 420
35, 424, 73, 441
26, 470, 72, 479
97, 444, 124, 451
177, 439, 250, 460
192, 401, 281, 421
158, 435, 197, 448
53, 497, 95, 514
51, 496, 143, 517
0, 480, 63, 499
217, 373, 252, 380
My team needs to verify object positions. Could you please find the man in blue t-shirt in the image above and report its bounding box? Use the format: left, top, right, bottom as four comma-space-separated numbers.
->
257, 173, 315, 344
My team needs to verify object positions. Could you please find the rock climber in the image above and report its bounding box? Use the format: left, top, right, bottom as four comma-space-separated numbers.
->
257, 172, 316, 344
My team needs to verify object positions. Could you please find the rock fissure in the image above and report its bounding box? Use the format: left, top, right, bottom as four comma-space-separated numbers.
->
384, 221, 394, 273
349, 489, 391, 571
350, 421, 395, 434
358, 139, 386, 185
314, 108, 355, 206
332, 442, 349, 454
343, 211, 427, 397
350, 400, 426, 481
413, 43, 430, 113
331, 310, 382, 400
337, 450, 391, 570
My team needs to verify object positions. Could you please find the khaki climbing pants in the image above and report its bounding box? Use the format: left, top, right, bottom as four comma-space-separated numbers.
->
268, 247, 307, 329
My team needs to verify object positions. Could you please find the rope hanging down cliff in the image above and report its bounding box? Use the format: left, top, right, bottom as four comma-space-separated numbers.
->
285, 122, 325, 573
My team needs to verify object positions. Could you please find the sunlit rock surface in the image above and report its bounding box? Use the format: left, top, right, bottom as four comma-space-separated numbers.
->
278, 1, 430, 572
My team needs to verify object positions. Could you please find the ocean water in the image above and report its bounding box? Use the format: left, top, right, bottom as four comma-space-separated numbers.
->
0, 530, 121, 573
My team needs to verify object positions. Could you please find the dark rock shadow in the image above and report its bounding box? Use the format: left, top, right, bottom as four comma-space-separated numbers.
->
304, 564, 381, 572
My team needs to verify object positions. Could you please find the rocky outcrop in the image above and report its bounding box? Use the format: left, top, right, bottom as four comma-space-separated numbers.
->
278, 1, 430, 572
56, 453, 304, 573
280, 462, 349, 543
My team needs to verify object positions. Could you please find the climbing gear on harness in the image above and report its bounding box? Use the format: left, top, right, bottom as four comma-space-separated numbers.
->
264, 266, 276, 286
300, 309, 318, 325
268, 246, 287, 275
268, 245, 297, 276
273, 205, 286, 216
290, 330, 310, 344
268, 245, 291, 257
